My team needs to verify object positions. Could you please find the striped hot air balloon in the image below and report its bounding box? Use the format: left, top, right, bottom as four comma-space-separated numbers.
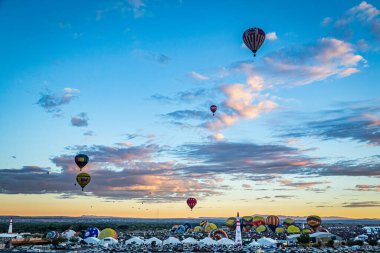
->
243, 27, 266, 57
265, 215, 280, 233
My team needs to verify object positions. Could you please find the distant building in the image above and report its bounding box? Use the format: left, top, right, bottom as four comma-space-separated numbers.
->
363, 226, 380, 235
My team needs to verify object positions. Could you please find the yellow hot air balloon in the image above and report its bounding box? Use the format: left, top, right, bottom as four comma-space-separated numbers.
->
287, 225, 301, 234
76, 173, 91, 191
256, 225, 267, 233
226, 217, 237, 231
275, 227, 285, 233
204, 223, 217, 233
302, 228, 312, 234
98, 228, 117, 240
194, 226, 203, 233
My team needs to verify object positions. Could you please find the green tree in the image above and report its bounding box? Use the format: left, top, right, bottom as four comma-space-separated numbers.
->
327, 239, 334, 247
297, 234, 310, 245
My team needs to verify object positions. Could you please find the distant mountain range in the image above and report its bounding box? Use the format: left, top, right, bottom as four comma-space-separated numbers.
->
0, 215, 379, 225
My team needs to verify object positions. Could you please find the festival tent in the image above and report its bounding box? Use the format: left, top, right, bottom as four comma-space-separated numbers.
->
257, 237, 277, 246
101, 237, 118, 246
144, 237, 163, 245
217, 238, 234, 245
163, 237, 180, 245
199, 237, 216, 245
182, 237, 198, 245
62, 230, 76, 239
125, 237, 145, 245
249, 240, 260, 247
84, 237, 100, 245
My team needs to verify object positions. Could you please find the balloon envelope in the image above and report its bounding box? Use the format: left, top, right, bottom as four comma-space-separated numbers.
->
307, 215, 321, 231
242, 27, 266, 56
186, 198, 197, 210
46, 231, 59, 240
194, 226, 202, 233
242, 216, 253, 232
176, 225, 186, 233
99, 228, 117, 240
210, 229, 228, 240
252, 216, 266, 228
256, 225, 267, 233
204, 223, 217, 233
76, 172, 91, 190
75, 154, 89, 169
265, 215, 280, 233
226, 217, 236, 231
84, 227, 100, 238
287, 225, 301, 234
210, 105, 217, 115
283, 218, 295, 229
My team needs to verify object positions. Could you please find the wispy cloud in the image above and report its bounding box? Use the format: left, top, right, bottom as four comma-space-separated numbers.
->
152, 88, 210, 104
37, 88, 80, 115
133, 50, 171, 64
347, 184, 380, 192
342, 201, 380, 208
188, 71, 209, 81
71, 113, 89, 127
266, 32, 278, 40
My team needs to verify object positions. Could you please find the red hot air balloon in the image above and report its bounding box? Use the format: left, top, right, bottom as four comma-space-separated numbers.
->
210, 105, 217, 116
243, 27, 266, 57
187, 198, 197, 211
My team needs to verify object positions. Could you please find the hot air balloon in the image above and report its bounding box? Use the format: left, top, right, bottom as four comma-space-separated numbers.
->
84, 227, 100, 238
183, 223, 192, 231
307, 215, 321, 232
252, 216, 266, 228
243, 27, 266, 57
75, 154, 89, 170
46, 231, 59, 240
265, 215, 280, 233
76, 173, 91, 191
275, 227, 285, 234
187, 197, 197, 211
171, 225, 179, 232
242, 216, 253, 232
256, 224, 267, 233
302, 228, 312, 234
283, 218, 295, 229
287, 225, 301, 234
204, 223, 217, 233
98, 228, 117, 240
194, 226, 203, 233
210, 105, 217, 116
226, 217, 237, 231
176, 225, 186, 233
211, 229, 228, 240
200, 220, 208, 230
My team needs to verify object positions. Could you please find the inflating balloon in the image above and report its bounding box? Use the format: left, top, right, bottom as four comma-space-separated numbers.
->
287, 225, 301, 234
204, 223, 217, 233
200, 220, 208, 230
275, 227, 285, 234
307, 215, 321, 232
252, 216, 266, 228
171, 225, 179, 232
98, 228, 117, 240
256, 224, 267, 233
302, 228, 312, 234
226, 217, 237, 231
84, 227, 100, 238
186, 197, 197, 211
76, 173, 91, 191
176, 225, 186, 233
283, 218, 295, 229
242, 216, 253, 232
194, 226, 202, 233
210, 105, 217, 116
210, 229, 228, 240
75, 154, 89, 170
46, 231, 59, 240
243, 27, 266, 57
266, 215, 280, 233
183, 223, 192, 231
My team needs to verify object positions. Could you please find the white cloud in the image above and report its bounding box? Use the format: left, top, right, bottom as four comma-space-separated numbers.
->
189, 71, 209, 81
321, 17, 332, 27
266, 32, 278, 40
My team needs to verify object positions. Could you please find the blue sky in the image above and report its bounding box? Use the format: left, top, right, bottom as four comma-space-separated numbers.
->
0, 0, 379, 218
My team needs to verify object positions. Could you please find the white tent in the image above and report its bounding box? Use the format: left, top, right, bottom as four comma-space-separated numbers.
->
163, 237, 180, 245
249, 240, 260, 247
217, 238, 234, 245
62, 230, 76, 239
182, 237, 198, 245
125, 237, 145, 245
144, 237, 162, 245
199, 237, 216, 245
84, 237, 100, 245
101, 237, 118, 246
257, 237, 277, 246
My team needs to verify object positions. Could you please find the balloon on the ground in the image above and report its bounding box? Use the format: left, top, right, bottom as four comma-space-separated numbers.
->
283, 218, 295, 229
176, 225, 186, 233
183, 223, 192, 231
307, 215, 321, 232
84, 227, 100, 238
256, 225, 267, 233
171, 225, 179, 232
76, 172, 91, 191
242, 216, 253, 232
194, 226, 202, 233
302, 228, 312, 234
242, 27, 266, 57
186, 198, 197, 211
75, 154, 89, 170
46, 231, 59, 240
266, 215, 280, 233
226, 217, 236, 231
99, 228, 117, 240
252, 216, 266, 228
210, 105, 217, 116
211, 229, 228, 240
200, 220, 208, 230
204, 223, 217, 233
275, 227, 285, 233
287, 225, 301, 234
